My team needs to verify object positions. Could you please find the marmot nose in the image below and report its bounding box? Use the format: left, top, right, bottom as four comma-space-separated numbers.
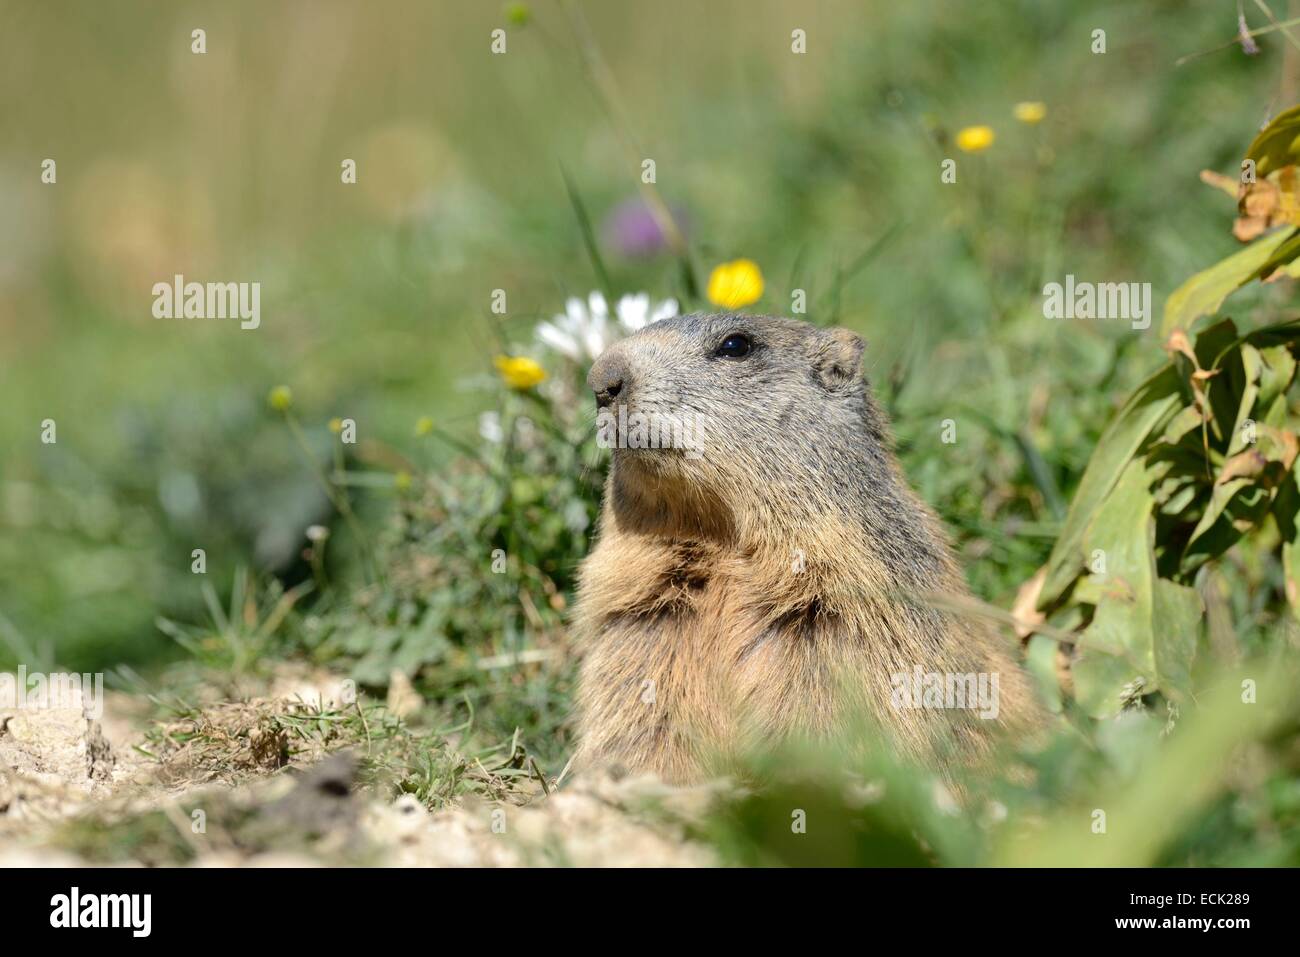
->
588, 354, 629, 408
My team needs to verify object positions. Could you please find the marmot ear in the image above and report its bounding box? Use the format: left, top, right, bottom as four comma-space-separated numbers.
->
812, 328, 864, 391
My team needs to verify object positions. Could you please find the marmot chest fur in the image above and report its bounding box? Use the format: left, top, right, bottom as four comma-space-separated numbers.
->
572, 313, 1039, 783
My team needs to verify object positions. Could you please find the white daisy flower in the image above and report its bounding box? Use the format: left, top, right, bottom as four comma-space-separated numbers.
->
533, 291, 679, 362
615, 292, 678, 332
478, 411, 503, 444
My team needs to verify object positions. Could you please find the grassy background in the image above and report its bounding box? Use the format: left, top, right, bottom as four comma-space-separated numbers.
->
2, 0, 1281, 667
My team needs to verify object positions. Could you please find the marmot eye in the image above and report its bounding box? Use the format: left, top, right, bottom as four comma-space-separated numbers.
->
715, 333, 752, 359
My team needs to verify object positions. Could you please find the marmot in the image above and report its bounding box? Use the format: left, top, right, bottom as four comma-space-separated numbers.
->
572, 313, 1041, 783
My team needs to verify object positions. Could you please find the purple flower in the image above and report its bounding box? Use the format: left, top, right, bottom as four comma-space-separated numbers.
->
602, 198, 687, 259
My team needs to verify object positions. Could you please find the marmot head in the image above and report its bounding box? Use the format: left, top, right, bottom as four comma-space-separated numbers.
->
587, 314, 884, 532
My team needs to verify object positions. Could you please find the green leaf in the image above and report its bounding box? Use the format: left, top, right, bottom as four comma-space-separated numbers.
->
1257, 343, 1298, 411
1160, 229, 1299, 338
1039, 365, 1181, 607
1196, 318, 1245, 445
1071, 459, 1159, 718
1024, 634, 1063, 714
1069, 461, 1204, 715
1224, 343, 1263, 458
1182, 480, 1273, 574
1151, 579, 1201, 704
1251, 227, 1300, 282
1161, 405, 1204, 445
1245, 105, 1300, 178
1180, 339, 1293, 572
1072, 649, 1141, 719
1277, 470, 1300, 623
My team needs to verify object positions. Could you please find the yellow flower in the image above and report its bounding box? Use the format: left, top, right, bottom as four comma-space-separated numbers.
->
707, 259, 764, 310
955, 125, 995, 153
493, 355, 547, 390
414, 415, 434, 436
394, 470, 412, 492
1013, 102, 1046, 125
328, 417, 343, 434
267, 385, 293, 412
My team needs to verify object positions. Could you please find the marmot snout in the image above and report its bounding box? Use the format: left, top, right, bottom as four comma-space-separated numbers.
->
573, 313, 1041, 783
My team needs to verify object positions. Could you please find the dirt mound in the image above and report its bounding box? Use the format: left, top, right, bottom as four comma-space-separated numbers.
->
0, 687, 145, 834
0, 677, 724, 867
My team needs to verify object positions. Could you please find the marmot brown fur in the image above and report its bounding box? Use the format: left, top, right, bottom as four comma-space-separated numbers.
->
572, 313, 1040, 783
